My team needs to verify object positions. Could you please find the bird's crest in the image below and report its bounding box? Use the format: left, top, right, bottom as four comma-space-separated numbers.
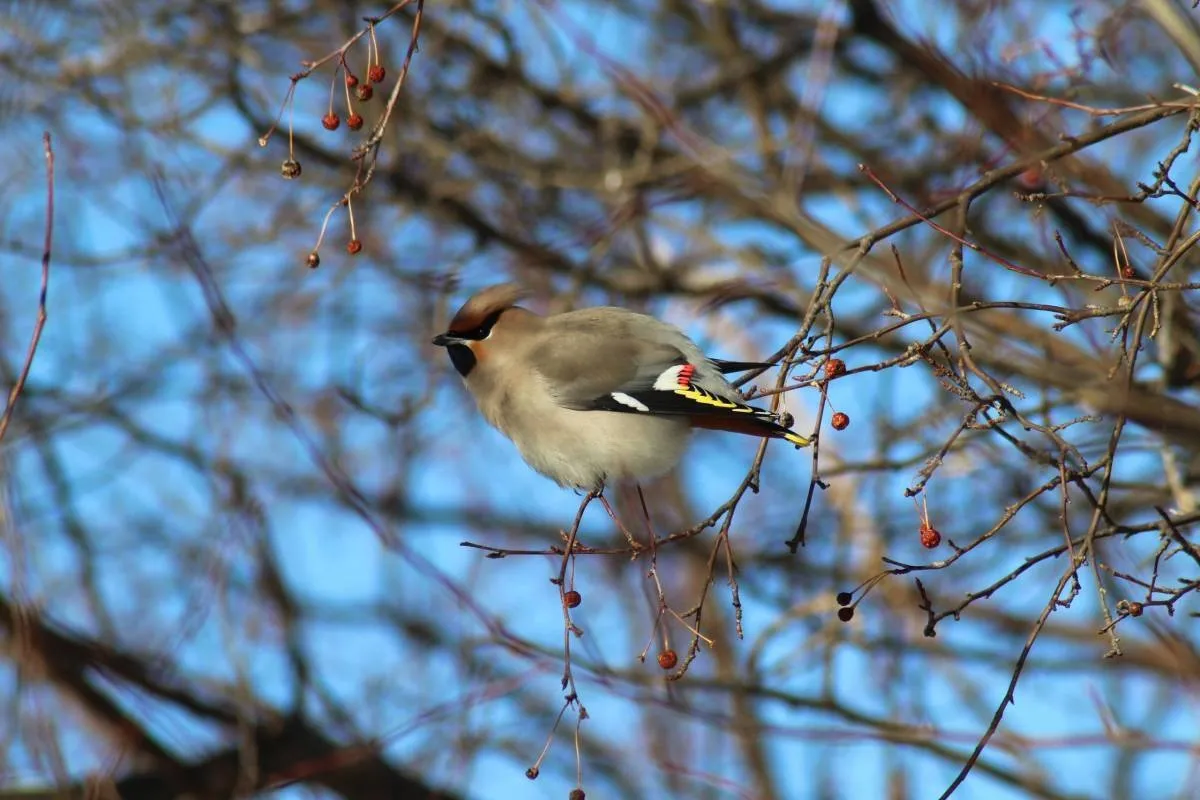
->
448, 283, 529, 334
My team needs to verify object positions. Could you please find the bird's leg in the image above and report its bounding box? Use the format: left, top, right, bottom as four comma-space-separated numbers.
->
598, 489, 644, 555
635, 484, 656, 552
634, 484, 664, 602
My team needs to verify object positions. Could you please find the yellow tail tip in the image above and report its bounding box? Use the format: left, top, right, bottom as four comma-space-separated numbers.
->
785, 432, 812, 448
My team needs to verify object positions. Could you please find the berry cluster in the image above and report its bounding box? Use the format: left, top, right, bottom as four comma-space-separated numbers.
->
323, 62, 387, 135
835, 591, 855, 622
279, 52, 390, 190
823, 358, 851, 433
261, 21, 399, 267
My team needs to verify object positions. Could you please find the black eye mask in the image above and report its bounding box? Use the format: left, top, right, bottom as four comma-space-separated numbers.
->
452, 309, 503, 341
434, 309, 505, 377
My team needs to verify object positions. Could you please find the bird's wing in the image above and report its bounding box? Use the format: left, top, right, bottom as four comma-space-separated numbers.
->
532, 317, 809, 447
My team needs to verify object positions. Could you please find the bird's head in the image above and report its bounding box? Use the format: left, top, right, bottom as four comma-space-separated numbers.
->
432, 283, 530, 377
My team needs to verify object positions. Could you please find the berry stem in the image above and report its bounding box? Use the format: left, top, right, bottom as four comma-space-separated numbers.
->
286, 92, 295, 158
343, 69, 355, 113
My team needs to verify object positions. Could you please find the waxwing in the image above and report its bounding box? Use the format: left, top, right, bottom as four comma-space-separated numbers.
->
431, 283, 809, 491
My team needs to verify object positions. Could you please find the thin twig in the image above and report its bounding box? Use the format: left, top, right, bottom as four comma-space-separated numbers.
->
0, 133, 54, 446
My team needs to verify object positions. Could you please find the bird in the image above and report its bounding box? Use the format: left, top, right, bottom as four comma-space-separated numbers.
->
431, 283, 810, 492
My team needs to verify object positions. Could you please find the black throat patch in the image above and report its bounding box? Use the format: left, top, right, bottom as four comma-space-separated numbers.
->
447, 343, 477, 377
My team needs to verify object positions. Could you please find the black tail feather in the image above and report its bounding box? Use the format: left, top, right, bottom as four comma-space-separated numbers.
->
710, 358, 773, 374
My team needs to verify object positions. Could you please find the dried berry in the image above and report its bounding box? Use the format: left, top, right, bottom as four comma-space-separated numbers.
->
368, 64, 386, 83
569, 790, 585, 800
345, 72, 359, 88
825, 358, 847, 379
346, 239, 363, 255
525, 767, 539, 780
836, 591, 852, 607
306, 252, 320, 270
837, 606, 855, 622
657, 649, 678, 670
322, 112, 340, 131
564, 590, 581, 609
920, 525, 941, 549
356, 83, 374, 102
1121, 266, 1135, 279
347, 113, 364, 131
280, 159, 302, 179
1126, 601, 1144, 617
831, 412, 849, 430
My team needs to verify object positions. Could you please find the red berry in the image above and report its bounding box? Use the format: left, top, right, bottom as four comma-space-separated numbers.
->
824, 358, 846, 379
368, 64, 386, 83
321, 112, 340, 131
346, 239, 363, 255
920, 525, 941, 549
346, 113, 364, 131
1126, 602, 1144, 617
657, 650, 678, 670
356, 83, 373, 101
345, 73, 359, 88
564, 590, 581, 608
831, 412, 849, 430
306, 252, 320, 269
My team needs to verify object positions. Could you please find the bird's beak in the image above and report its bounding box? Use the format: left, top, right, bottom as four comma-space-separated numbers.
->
431, 333, 461, 347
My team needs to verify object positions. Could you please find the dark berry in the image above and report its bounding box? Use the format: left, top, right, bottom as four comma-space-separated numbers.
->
280, 159, 302, 179
836, 591, 852, 607
347, 113, 364, 131
837, 607, 855, 622
356, 83, 373, 101
525, 767, 539, 780
306, 252, 320, 269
